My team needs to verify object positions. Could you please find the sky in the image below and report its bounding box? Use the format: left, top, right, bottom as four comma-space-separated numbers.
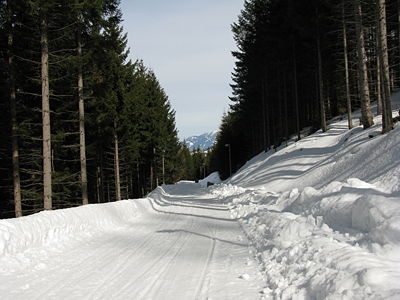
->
119, 0, 244, 139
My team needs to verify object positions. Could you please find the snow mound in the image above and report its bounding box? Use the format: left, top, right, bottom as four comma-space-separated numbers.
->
228, 101, 400, 193
209, 95, 400, 299
199, 171, 222, 187
211, 179, 400, 299
0, 201, 139, 257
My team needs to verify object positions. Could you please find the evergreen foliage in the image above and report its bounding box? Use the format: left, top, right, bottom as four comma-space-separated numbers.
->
0, 0, 183, 217
211, 0, 398, 179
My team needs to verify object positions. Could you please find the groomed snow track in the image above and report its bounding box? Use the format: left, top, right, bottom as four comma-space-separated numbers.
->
0, 183, 263, 300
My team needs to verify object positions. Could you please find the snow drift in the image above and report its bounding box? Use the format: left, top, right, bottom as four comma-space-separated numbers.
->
207, 94, 400, 299
0, 200, 140, 257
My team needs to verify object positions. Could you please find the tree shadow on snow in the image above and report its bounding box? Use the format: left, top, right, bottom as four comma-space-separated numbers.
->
156, 229, 247, 247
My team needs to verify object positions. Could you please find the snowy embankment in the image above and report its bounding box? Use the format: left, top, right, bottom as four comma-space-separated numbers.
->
0, 201, 139, 258
207, 95, 400, 298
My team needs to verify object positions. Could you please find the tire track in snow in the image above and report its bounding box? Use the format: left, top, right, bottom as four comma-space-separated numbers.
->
33, 206, 174, 299
136, 220, 195, 299
193, 221, 219, 299
109, 218, 195, 299
194, 236, 216, 299
87, 212, 178, 296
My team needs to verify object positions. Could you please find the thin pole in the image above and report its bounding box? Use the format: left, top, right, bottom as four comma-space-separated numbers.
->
162, 152, 165, 184
225, 144, 232, 177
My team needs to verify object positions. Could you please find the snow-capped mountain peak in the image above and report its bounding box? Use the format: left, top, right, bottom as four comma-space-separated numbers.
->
184, 131, 218, 151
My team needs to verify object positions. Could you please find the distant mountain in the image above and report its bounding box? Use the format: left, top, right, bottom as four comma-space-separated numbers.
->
184, 131, 218, 151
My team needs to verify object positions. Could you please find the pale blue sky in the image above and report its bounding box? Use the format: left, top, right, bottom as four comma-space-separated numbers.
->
120, 0, 243, 139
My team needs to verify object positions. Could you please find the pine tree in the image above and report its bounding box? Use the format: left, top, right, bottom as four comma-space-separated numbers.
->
354, 0, 374, 129
37, 2, 52, 210
377, 0, 394, 133
74, 0, 88, 205
6, 0, 22, 217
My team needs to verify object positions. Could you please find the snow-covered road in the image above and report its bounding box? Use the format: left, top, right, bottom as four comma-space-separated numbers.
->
0, 183, 263, 300
3, 97, 400, 300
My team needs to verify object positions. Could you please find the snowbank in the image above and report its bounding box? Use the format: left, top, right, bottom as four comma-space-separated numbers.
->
0, 200, 139, 257
210, 177, 400, 299
199, 171, 222, 187
228, 104, 400, 193
210, 95, 400, 298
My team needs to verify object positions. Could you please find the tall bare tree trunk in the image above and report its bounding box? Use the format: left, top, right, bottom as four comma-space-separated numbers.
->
150, 165, 153, 191
41, 17, 52, 210
7, 1, 22, 217
342, 2, 353, 129
114, 123, 121, 201
354, 0, 374, 129
376, 33, 383, 115
77, 28, 88, 205
292, 41, 301, 140
96, 166, 101, 203
288, 0, 300, 140
283, 73, 289, 145
377, 0, 394, 133
316, 7, 327, 132
398, 0, 400, 87
261, 79, 267, 150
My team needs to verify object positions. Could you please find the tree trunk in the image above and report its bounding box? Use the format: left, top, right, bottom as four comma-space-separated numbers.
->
342, 3, 353, 129
283, 72, 289, 145
114, 123, 121, 201
96, 166, 101, 203
126, 175, 129, 199
398, 0, 400, 87
354, 0, 374, 129
150, 164, 154, 191
77, 28, 88, 205
316, 8, 327, 132
292, 41, 301, 140
98, 130, 105, 203
136, 162, 140, 197
162, 155, 165, 185
261, 79, 267, 151
376, 34, 383, 115
7, 1, 22, 217
377, 0, 393, 133
41, 16, 52, 210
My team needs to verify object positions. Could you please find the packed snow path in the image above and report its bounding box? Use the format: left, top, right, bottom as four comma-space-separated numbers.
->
0, 183, 263, 300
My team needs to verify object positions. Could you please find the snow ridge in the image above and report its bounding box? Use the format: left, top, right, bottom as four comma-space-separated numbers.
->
207, 95, 400, 299
0, 200, 139, 257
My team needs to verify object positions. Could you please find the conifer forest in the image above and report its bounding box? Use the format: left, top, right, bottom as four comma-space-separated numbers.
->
210, 0, 397, 178
0, 0, 399, 218
0, 0, 190, 218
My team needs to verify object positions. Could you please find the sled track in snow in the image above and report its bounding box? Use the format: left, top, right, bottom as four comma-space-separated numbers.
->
194, 234, 216, 299
134, 220, 195, 299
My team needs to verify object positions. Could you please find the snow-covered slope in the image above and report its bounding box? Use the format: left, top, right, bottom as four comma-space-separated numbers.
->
184, 130, 218, 151
0, 200, 139, 257
228, 110, 400, 192
206, 94, 400, 299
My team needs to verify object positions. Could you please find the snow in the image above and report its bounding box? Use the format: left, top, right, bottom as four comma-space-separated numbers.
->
1, 95, 400, 299
209, 94, 400, 299
199, 171, 222, 187
0, 185, 263, 299
184, 131, 218, 151
0, 200, 139, 257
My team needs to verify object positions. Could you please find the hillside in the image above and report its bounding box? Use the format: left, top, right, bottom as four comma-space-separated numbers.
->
210, 94, 400, 298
